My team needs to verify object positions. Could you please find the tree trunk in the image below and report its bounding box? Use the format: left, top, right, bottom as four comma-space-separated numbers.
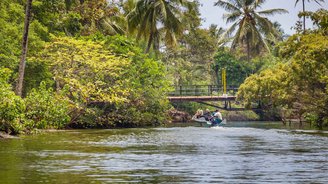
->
302, 0, 306, 33
246, 37, 250, 62
214, 65, 219, 86
16, 0, 33, 97
145, 33, 153, 53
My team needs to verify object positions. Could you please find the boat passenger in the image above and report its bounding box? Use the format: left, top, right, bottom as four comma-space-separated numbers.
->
203, 109, 212, 121
193, 109, 203, 119
211, 109, 223, 126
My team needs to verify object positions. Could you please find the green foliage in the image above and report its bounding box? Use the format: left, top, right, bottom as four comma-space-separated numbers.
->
0, 1, 24, 70
30, 35, 170, 128
215, 0, 287, 60
31, 0, 125, 36
213, 48, 253, 86
286, 33, 328, 127
62, 12, 82, 36
25, 82, 71, 129
39, 36, 130, 104
0, 0, 48, 86
295, 0, 325, 32
0, 68, 25, 134
239, 31, 328, 127
238, 63, 290, 108
100, 35, 171, 127
212, 48, 281, 88
127, 0, 189, 52
303, 9, 328, 34
23, 58, 53, 95
164, 27, 220, 85
0, 0, 205, 133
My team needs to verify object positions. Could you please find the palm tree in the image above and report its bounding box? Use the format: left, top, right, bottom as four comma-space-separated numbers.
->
295, 0, 325, 33
127, 0, 186, 53
96, 7, 126, 36
77, 0, 125, 35
215, 0, 287, 60
16, 0, 33, 96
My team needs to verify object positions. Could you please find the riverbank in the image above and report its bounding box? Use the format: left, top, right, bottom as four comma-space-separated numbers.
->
0, 129, 71, 139
0, 131, 18, 139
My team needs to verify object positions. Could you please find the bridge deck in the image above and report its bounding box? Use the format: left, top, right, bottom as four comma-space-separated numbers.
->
168, 96, 236, 102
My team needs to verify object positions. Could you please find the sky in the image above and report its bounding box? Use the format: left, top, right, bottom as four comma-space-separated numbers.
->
199, 0, 328, 35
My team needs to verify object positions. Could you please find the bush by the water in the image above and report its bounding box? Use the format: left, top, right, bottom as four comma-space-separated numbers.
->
0, 35, 171, 134
24, 82, 71, 130
0, 68, 25, 134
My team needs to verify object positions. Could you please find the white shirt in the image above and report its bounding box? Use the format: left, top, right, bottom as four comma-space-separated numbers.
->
214, 112, 222, 120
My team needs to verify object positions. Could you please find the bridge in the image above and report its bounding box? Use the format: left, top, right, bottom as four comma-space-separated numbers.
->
88, 85, 260, 111
167, 85, 261, 111
168, 85, 237, 99
168, 85, 241, 110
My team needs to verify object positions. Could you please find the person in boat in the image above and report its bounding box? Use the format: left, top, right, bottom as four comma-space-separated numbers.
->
192, 109, 203, 119
203, 109, 212, 121
211, 109, 223, 126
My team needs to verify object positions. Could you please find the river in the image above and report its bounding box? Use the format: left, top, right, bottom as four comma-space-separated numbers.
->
0, 122, 327, 183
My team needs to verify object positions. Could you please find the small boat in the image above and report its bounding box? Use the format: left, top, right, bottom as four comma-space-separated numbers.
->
192, 116, 226, 127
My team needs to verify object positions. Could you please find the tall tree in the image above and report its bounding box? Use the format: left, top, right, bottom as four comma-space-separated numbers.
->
215, 0, 287, 60
78, 0, 125, 35
127, 0, 187, 53
16, 0, 33, 96
295, 0, 325, 33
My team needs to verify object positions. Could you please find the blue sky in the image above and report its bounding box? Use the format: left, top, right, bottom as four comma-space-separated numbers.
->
199, 0, 328, 35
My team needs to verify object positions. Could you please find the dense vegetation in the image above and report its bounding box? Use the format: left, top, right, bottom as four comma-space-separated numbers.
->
238, 9, 328, 128
0, 0, 170, 134
0, 0, 327, 134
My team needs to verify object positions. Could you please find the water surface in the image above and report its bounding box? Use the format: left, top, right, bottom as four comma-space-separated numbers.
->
0, 122, 327, 183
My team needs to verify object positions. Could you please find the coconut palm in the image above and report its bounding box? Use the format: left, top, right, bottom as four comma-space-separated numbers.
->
127, 0, 186, 53
96, 7, 126, 36
215, 0, 288, 60
77, 0, 126, 35
295, 0, 325, 33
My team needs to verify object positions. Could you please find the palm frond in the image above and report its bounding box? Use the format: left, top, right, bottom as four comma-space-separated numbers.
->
127, 0, 193, 52
138, 7, 153, 40
214, 0, 242, 13
254, 0, 266, 7
245, 0, 255, 7
296, 0, 325, 6
251, 25, 270, 52
220, 21, 240, 40
257, 8, 288, 16
231, 18, 246, 49
312, 0, 325, 5
224, 11, 242, 24
253, 13, 275, 35
163, 2, 183, 34
99, 18, 125, 35
295, 0, 300, 6
158, 0, 167, 20
127, 0, 146, 33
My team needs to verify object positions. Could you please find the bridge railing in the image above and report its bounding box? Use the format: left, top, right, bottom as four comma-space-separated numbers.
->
168, 85, 238, 96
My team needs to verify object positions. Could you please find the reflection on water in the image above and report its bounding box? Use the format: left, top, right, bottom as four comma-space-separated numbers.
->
0, 122, 328, 183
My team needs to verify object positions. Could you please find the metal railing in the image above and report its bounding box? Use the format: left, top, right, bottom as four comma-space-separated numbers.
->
169, 85, 238, 96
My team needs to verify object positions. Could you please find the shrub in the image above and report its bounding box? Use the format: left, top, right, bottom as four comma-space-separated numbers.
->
0, 68, 25, 134
25, 82, 71, 129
